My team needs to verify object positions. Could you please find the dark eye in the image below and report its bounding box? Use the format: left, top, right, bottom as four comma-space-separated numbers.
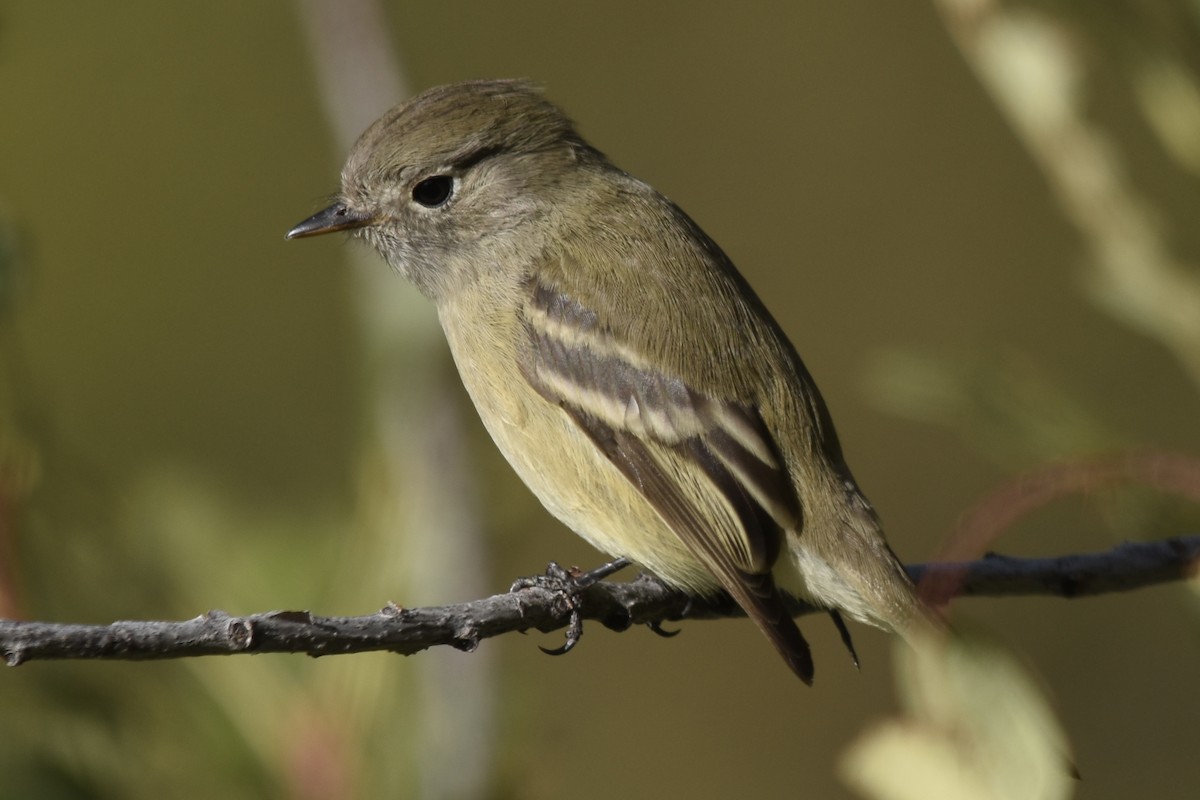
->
412, 175, 454, 208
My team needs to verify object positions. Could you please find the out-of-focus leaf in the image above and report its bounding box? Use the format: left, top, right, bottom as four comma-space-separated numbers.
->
841, 631, 1074, 800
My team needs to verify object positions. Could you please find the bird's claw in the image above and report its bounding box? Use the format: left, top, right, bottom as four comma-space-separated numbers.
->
539, 604, 584, 656
646, 620, 680, 638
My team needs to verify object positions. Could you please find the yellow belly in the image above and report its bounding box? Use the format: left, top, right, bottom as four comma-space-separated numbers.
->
436, 281, 720, 595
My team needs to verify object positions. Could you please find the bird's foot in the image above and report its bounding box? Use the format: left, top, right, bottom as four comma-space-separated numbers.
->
509, 558, 633, 655
629, 571, 691, 638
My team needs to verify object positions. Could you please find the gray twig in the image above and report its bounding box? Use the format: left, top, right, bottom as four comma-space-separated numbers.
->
2, 535, 1197, 666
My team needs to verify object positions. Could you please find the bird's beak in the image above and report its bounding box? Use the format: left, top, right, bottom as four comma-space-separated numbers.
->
285, 202, 376, 240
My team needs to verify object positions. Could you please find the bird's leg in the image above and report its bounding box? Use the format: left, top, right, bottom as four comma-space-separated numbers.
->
508, 558, 633, 656
572, 556, 632, 587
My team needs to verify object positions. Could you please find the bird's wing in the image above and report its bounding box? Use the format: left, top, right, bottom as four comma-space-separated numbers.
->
519, 277, 815, 683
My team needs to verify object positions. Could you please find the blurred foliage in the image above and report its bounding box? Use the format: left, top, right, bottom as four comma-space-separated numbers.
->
864, 348, 1121, 468
843, 631, 1074, 800
851, 1, 1200, 792
882, 0, 1200, 548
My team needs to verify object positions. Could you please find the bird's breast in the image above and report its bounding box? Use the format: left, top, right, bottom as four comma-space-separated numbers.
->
435, 278, 719, 594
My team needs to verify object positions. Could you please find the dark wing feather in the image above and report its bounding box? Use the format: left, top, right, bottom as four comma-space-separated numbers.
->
522, 278, 814, 682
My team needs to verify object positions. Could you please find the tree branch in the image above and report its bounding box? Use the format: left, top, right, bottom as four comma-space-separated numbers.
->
2, 536, 1197, 667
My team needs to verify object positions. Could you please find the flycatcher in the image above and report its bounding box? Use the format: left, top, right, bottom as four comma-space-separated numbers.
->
288, 79, 928, 683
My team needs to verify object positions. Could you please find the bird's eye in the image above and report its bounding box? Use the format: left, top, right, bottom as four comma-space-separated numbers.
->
411, 175, 454, 208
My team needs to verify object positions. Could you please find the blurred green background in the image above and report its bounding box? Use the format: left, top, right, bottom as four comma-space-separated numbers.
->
1, 2, 1197, 798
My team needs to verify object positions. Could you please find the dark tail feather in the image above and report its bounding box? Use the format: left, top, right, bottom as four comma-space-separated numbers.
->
742, 581, 814, 684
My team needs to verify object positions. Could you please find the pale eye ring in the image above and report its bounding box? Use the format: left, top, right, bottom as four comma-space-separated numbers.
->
412, 175, 454, 208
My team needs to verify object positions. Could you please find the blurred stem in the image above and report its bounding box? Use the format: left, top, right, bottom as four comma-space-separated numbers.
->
293, 3, 494, 799
935, 0, 1200, 390
0, 211, 40, 620
863, 348, 1119, 469
0, 487, 17, 619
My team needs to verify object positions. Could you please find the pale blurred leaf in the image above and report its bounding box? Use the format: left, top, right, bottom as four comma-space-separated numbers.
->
842, 632, 1074, 800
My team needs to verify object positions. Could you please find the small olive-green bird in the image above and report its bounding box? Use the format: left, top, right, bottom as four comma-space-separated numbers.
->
288, 79, 929, 683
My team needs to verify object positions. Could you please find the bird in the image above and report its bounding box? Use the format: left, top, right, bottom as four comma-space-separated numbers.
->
287, 79, 931, 683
